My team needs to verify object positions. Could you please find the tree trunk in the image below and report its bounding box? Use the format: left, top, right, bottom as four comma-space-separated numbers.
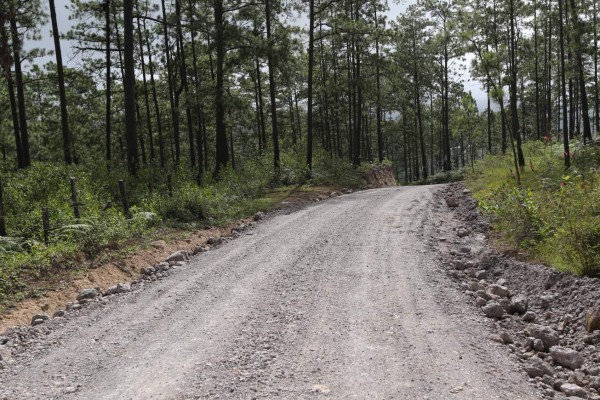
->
50, 0, 72, 164
265, 0, 280, 170
105, 0, 112, 165
136, 0, 154, 162
306, 0, 315, 170
214, 0, 229, 175
558, 0, 570, 167
10, 17, 30, 167
123, 0, 138, 174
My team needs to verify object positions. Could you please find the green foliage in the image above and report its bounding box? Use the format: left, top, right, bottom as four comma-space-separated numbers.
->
423, 169, 466, 184
0, 150, 372, 304
467, 141, 600, 277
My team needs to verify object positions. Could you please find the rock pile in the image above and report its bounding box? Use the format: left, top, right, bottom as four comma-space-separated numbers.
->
436, 183, 600, 400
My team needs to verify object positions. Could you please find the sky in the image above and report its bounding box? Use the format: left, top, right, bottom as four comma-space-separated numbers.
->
28, 0, 488, 110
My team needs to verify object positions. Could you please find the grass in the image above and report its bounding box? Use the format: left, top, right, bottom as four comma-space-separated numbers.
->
466, 139, 600, 277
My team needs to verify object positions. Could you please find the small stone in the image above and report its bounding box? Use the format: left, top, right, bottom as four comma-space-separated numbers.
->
523, 311, 537, 322
445, 197, 459, 208
533, 339, 545, 352
487, 284, 510, 298
52, 310, 65, 318
154, 262, 170, 272
207, 237, 223, 246
77, 288, 99, 301
530, 325, 560, 351
463, 188, 471, 194
499, 298, 512, 312
525, 359, 554, 378
589, 377, 600, 390
560, 383, 588, 398
193, 246, 209, 255
254, 211, 265, 221
511, 294, 529, 315
457, 229, 470, 238
31, 313, 49, 325
585, 308, 600, 333
569, 371, 587, 387
474, 270, 488, 280
166, 251, 188, 263
141, 266, 156, 275
550, 346, 584, 370
500, 332, 514, 344
540, 294, 554, 309
482, 301, 505, 318
475, 297, 487, 307
104, 283, 131, 296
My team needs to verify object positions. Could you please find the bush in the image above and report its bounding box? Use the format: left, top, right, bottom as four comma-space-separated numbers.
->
467, 141, 600, 277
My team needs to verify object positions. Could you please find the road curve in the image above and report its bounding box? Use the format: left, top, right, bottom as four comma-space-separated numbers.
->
0, 186, 536, 399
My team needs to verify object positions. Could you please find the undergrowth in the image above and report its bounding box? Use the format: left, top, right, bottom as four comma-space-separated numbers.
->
466, 140, 600, 277
0, 150, 377, 305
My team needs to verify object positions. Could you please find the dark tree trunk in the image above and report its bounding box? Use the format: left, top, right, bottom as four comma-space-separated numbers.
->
105, 0, 112, 165
136, 0, 154, 162
0, 21, 23, 168
558, 0, 570, 167
214, 0, 229, 175
144, 18, 165, 168
306, 0, 315, 170
50, 0, 72, 164
10, 17, 30, 167
123, 0, 139, 174
265, 0, 280, 170
162, 0, 180, 165
508, 0, 524, 167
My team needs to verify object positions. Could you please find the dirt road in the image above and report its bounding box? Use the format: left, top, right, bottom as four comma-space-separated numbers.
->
0, 186, 537, 399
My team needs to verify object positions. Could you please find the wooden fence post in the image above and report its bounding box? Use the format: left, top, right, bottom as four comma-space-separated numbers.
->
42, 208, 50, 246
70, 177, 80, 219
118, 180, 130, 218
0, 177, 6, 236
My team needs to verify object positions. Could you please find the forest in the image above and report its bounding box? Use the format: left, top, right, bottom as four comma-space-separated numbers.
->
0, 0, 600, 302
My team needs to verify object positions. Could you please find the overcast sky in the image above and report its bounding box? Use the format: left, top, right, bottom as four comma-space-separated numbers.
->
29, 0, 487, 110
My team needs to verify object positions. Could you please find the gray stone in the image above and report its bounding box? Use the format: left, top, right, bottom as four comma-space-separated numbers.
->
445, 197, 459, 208
254, 211, 265, 221
483, 301, 505, 318
533, 339, 545, 352
585, 308, 600, 333
30, 313, 49, 325
525, 359, 555, 378
474, 270, 488, 280
523, 311, 537, 322
500, 332, 514, 344
104, 283, 131, 296
550, 346, 585, 370
540, 295, 554, 309
77, 288, 99, 301
530, 325, 560, 351
141, 266, 155, 275
511, 294, 529, 315
475, 297, 487, 307
52, 310, 65, 318
154, 262, 170, 272
166, 251, 188, 263
193, 246, 209, 255
207, 237, 223, 246
486, 284, 510, 298
499, 298, 512, 312
476, 290, 492, 301
589, 377, 600, 390
457, 229, 470, 238
467, 281, 483, 291
560, 383, 588, 398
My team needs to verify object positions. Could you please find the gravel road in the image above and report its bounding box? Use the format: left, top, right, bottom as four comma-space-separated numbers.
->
0, 186, 538, 399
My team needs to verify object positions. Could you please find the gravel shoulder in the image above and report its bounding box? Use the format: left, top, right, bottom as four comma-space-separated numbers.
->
0, 185, 538, 399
